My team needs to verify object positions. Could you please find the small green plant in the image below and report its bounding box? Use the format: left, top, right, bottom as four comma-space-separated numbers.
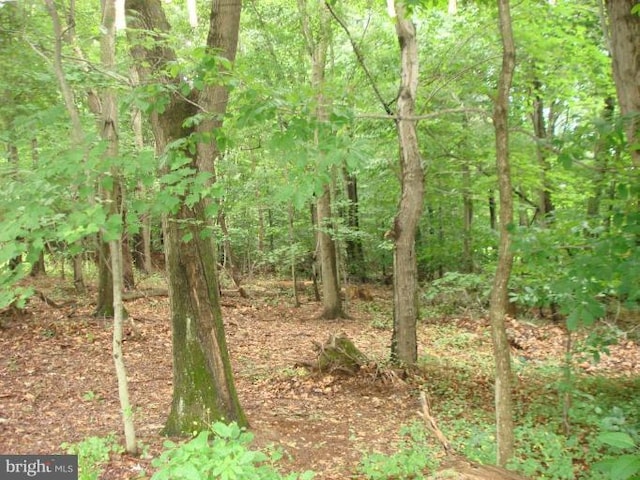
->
358, 422, 439, 479
593, 431, 640, 480
82, 390, 99, 402
62, 434, 124, 480
151, 421, 314, 480
507, 423, 575, 480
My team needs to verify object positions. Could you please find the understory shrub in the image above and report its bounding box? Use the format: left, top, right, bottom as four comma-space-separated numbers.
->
358, 422, 440, 479
62, 434, 123, 480
422, 271, 490, 317
151, 421, 314, 480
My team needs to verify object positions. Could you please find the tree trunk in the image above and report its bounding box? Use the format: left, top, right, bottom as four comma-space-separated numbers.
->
606, 0, 640, 165
390, 1, 424, 365
317, 187, 343, 318
121, 213, 136, 290
130, 67, 154, 275
298, 0, 343, 319
95, 241, 114, 317
217, 209, 247, 297
489, 192, 497, 230
126, 0, 246, 434
288, 203, 301, 307
73, 253, 85, 293
100, 0, 136, 452
531, 79, 554, 225
44, 0, 86, 293
29, 139, 46, 277
587, 98, 615, 219
343, 169, 367, 282
490, 0, 516, 467
461, 161, 474, 273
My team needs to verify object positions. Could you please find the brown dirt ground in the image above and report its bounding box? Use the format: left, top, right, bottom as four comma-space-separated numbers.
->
1, 276, 639, 479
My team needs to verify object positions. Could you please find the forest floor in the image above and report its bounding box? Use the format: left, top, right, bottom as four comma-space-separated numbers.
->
1, 275, 640, 479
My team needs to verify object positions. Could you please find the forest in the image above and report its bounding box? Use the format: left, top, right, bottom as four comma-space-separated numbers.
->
0, 0, 639, 479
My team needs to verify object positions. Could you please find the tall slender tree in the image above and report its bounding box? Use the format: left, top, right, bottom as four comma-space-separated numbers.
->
99, 0, 136, 453
490, 0, 516, 467
298, 0, 344, 319
389, 0, 424, 365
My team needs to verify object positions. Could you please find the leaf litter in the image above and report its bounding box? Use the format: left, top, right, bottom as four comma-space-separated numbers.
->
0, 277, 639, 479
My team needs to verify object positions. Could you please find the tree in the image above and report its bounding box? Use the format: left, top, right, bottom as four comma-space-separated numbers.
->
99, 0, 136, 453
125, 0, 246, 434
298, 0, 344, 319
606, 0, 640, 165
389, 0, 424, 365
490, 0, 517, 467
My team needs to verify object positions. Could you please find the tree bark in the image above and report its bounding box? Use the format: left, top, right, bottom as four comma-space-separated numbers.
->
390, 1, 424, 365
606, 0, 640, 165
95, 242, 114, 317
491, 0, 516, 467
126, 0, 246, 434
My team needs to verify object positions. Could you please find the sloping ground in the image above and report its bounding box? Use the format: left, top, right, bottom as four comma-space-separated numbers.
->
1, 278, 639, 479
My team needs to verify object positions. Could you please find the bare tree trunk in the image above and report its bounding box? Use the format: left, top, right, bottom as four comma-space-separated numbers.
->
390, 1, 424, 365
490, 0, 516, 467
606, 0, 640, 166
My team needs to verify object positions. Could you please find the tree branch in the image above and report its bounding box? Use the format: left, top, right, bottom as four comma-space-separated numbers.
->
324, 1, 393, 115
356, 107, 489, 121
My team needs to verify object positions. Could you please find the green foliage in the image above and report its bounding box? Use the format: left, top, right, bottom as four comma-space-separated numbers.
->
358, 422, 440, 480
593, 408, 640, 480
507, 424, 575, 479
422, 271, 491, 317
151, 422, 314, 480
62, 434, 124, 480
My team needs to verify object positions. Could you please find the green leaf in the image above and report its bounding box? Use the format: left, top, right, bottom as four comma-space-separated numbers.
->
598, 432, 637, 449
612, 455, 640, 480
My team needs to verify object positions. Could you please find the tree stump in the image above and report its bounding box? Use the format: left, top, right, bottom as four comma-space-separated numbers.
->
313, 334, 368, 374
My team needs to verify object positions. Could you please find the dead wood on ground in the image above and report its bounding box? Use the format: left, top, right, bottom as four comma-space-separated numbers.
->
419, 391, 529, 479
